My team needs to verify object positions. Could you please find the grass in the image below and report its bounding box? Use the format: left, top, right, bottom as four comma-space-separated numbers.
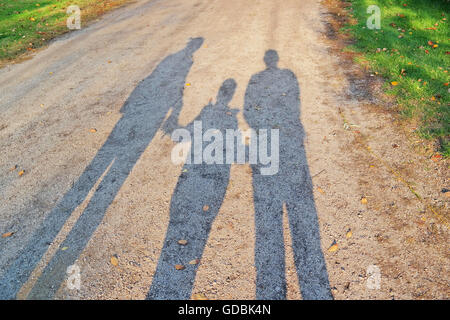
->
0, 0, 130, 64
341, 0, 449, 156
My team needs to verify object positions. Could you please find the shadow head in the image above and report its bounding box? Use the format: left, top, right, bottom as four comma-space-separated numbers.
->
264, 50, 279, 69
216, 79, 237, 106
186, 37, 204, 54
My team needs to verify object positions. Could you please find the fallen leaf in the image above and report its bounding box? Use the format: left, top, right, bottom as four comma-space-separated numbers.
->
178, 239, 188, 245
18, 170, 25, 177
2, 232, 14, 238
346, 229, 353, 239
175, 264, 185, 270
431, 154, 442, 162
192, 293, 208, 300
361, 197, 368, 205
317, 187, 325, 194
89, 128, 97, 133
203, 205, 210, 212
328, 241, 339, 253
189, 259, 200, 265
391, 81, 399, 86
9, 165, 17, 171
61, 247, 68, 251
110, 255, 119, 266
185, 83, 191, 87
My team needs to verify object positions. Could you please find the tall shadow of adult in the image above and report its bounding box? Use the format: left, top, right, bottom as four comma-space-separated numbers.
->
244, 50, 332, 300
0, 37, 204, 299
147, 79, 239, 299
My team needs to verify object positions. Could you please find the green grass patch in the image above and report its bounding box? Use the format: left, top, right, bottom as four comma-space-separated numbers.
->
0, 0, 130, 63
343, 0, 449, 156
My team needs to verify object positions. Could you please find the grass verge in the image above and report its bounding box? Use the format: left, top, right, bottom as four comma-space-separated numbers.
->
341, 0, 449, 156
0, 0, 131, 65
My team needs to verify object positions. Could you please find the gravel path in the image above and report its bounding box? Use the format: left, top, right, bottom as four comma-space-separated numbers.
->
0, 0, 448, 300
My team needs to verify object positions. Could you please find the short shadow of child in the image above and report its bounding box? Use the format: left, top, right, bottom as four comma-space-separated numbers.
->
148, 79, 239, 299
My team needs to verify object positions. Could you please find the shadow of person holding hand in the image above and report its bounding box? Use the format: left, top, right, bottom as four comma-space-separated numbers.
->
244, 50, 332, 300
0, 37, 204, 299
148, 79, 239, 299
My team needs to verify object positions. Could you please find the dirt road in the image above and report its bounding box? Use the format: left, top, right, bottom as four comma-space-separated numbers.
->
0, 0, 448, 299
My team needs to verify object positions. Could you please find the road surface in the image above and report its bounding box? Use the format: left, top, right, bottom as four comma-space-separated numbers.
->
0, 0, 448, 299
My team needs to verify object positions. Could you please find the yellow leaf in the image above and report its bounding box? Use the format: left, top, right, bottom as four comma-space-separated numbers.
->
346, 229, 353, 239
89, 128, 97, 133
361, 197, 368, 205
185, 83, 191, 87
18, 170, 25, 176
193, 293, 208, 300
61, 247, 68, 251
328, 242, 339, 253
110, 255, 119, 266
317, 187, 325, 194
175, 264, 185, 270
391, 81, 398, 86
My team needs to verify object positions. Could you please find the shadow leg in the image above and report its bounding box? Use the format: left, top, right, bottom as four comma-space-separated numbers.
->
0, 144, 115, 299
26, 154, 137, 299
147, 165, 229, 299
253, 175, 286, 300
286, 192, 332, 300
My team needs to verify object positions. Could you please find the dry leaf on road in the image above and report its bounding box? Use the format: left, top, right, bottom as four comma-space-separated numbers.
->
110, 255, 119, 266
2, 232, 14, 238
328, 241, 339, 253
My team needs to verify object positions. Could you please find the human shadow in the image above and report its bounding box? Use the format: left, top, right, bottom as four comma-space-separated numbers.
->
147, 79, 239, 299
0, 37, 204, 299
243, 50, 332, 300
